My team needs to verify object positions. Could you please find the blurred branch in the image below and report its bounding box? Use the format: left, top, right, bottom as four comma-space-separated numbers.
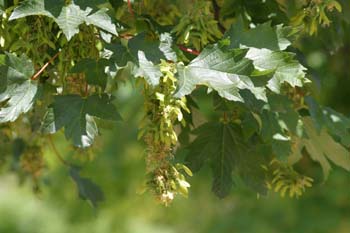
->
178, 44, 200, 55
212, 0, 225, 33
31, 51, 60, 81
127, 0, 134, 17
48, 135, 70, 167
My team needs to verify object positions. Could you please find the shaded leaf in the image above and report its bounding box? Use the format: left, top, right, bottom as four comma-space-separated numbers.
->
9, 0, 116, 41
306, 96, 350, 147
42, 94, 121, 147
74, 0, 107, 11
186, 122, 235, 198
291, 117, 350, 179
246, 48, 309, 93
69, 166, 104, 208
226, 18, 299, 51
105, 42, 131, 68
0, 0, 4, 14
128, 32, 167, 63
71, 58, 110, 89
186, 122, 269, 197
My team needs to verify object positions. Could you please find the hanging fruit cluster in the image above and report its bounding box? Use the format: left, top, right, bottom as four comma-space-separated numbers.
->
288, 0, 342, 35
264, 160, 313, 198
139, 60, 192, 205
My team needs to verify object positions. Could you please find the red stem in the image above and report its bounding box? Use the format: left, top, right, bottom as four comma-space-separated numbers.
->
127, 0, 134, 17
178, 45, 200, 56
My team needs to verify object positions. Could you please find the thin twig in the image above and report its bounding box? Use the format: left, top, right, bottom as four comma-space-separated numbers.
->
48, 135, 70, 167
127, 0, 134, 17
211, 0, 226, 34
178, 45, 201, 55
119, 33, 134, 40
31, 51, 60, 80
84, 82, 89, 97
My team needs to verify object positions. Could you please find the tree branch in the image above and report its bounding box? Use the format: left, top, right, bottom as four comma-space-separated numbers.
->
127, 0, 134, 17
178, 45, 200, 56
48, 135, 70, 167
31, 51, 60, 81
212, 0, 226, 34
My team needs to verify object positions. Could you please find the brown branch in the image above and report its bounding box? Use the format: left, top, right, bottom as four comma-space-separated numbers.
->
127, 0, 134, 17
119, 33, 134, 40
212, 0, 226, 34
178, 45, 201, 56
31, 51, 60, 81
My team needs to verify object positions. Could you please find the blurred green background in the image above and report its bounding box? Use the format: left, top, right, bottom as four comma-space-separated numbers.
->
2, 2, 350, 233
2, 67, 350, 233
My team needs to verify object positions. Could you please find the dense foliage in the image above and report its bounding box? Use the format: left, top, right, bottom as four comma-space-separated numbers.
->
0, 0, 349, 207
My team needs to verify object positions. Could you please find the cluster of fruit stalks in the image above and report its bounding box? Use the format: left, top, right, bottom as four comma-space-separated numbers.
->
138, 60, 192, 206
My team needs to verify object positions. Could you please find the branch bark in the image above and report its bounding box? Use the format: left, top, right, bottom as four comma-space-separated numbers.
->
212, 0, 226, 34
178, 45, 200, 56
31, 52, 60, 81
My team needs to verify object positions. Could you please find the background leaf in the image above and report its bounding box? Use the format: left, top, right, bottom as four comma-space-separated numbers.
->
42, 94, 121, 147
69, 166, 104, 209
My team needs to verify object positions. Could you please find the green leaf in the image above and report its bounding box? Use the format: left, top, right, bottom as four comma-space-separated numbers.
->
236, 143, 271, 194
55, 3, 90, 40
224, 20, 308, 94
85, 8, 118, 35
246, 48, 309, 93
266, 94, 300, 133
0, 53, 35, 91
105, 42, 131, 68
42, 94, 121, 147
129, 33, 167, 63
291, 117, 350, 179
159, 33, 177, 62
185, 122, 219, 172
174, 44, 266, 102
69, 166, 104, 208
9, 0, 63, 19
9, 0, 117, 41
128, 32, 177, 63
186, 122, 269, 197
0, 0, 4, 14
133, 51, 162, 86
0, 53, 37, 123
128, 33, 177, 86
306, 97, 350, 147
71, 58, 110, 89
241, 111, 260, 140
226, 19, 299, 51
74, 0, 107, 10
84, 94, 122, 121
257, 94, 302, 161
0, 81, 37, 123
186, 122, 235, 198
260, 111, 291, 161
